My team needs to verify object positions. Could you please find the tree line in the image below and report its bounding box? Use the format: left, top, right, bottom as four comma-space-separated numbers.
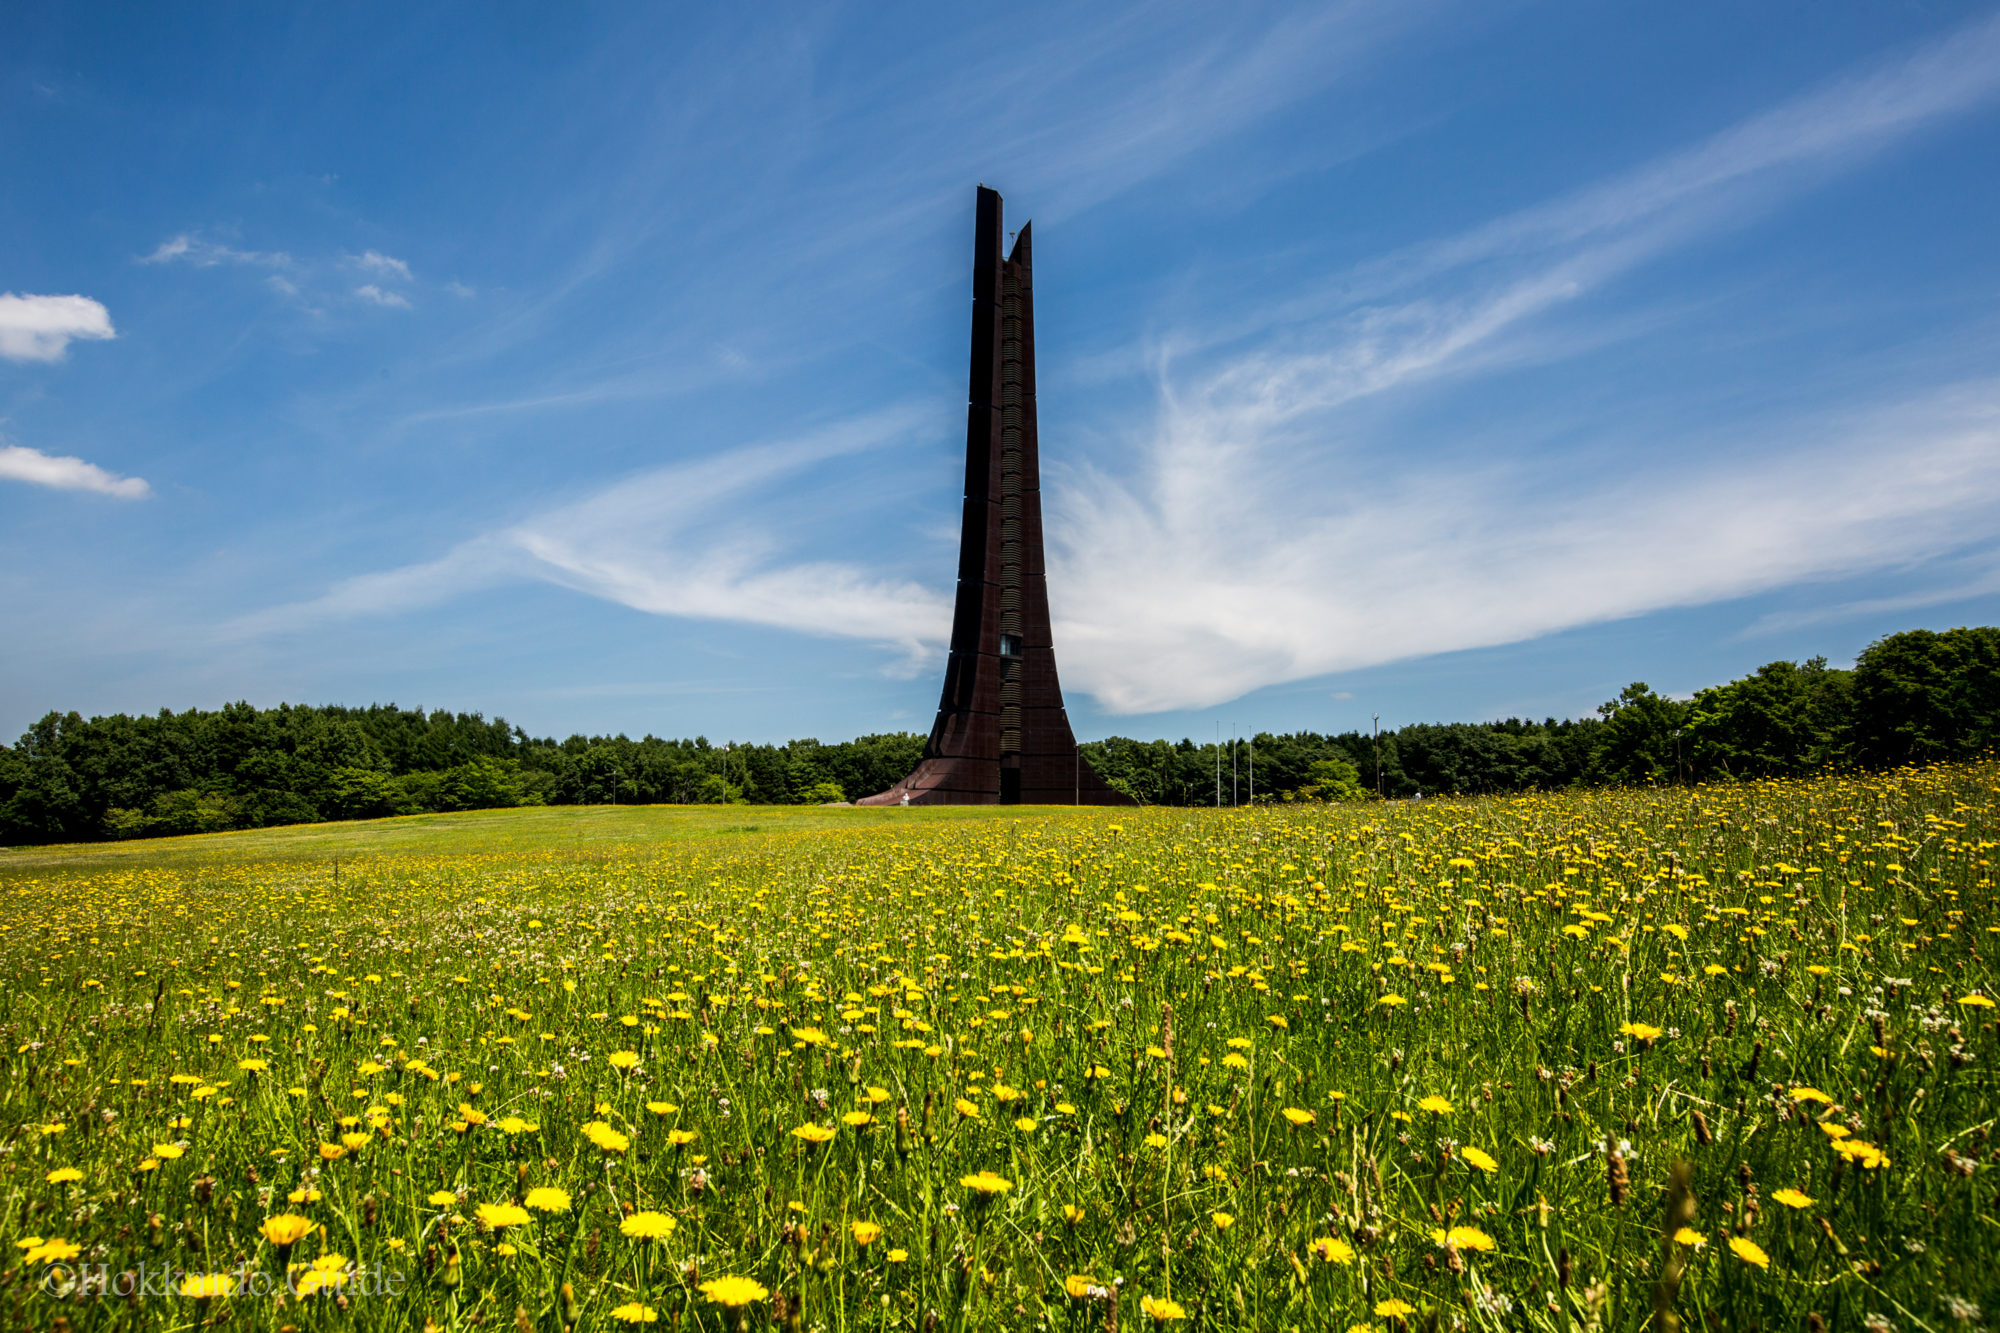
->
1, 626, 1992, 845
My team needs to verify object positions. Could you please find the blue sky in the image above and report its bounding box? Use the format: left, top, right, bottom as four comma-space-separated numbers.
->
5, 3, 2000, 746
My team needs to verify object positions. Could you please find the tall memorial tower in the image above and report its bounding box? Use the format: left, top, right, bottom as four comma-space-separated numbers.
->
862, 188, 1133, 806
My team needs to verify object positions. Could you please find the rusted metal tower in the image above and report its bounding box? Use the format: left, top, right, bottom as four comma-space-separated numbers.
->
861, 187, 1132, 806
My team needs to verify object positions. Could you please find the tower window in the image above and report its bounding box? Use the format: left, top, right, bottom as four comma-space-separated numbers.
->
999, 633, 1023, 658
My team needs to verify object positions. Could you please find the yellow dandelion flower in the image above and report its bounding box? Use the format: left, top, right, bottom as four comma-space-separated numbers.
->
609, 1303, 659, 1324
1728, 1237, 1769, 1269
583, 1121, 630, 1153
259, 1214, 317, 1247
524, 1187, 571, 1213
1140, 1295, 1186, 1321
792, 1123, 836, 1144
180, 1272, 237, 1298
24, 1239, 81, 1265
1432, 1226, 1496, 1252
961, 1170, 1013, 1195
1418, 1096, 1453, 1115
622, 1211, 677, 1239
477, 1203, 532, 1229
698, 1276, 770, 1307
1461, 1147, 1498, 1173
1309, 1236, 1356, 1264
851, 1220, 882, 1245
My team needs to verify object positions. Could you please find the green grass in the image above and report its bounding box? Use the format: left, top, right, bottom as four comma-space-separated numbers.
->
0, 801, 1035, 876
2, 766, 1996, 1331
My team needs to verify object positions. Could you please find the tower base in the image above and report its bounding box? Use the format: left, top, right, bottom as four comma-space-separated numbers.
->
857, 753, 1134, 806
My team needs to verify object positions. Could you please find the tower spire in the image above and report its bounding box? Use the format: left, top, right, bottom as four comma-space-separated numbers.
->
860, 188, 1132, 806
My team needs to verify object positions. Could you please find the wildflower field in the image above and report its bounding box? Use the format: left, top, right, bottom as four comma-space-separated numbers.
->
3, 764, 1997, 1332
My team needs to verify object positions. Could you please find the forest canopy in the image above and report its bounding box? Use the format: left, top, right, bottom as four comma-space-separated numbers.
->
2, 625, 1993, 845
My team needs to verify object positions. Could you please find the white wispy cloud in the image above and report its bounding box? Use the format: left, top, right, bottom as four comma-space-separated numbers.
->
1165, 8, 2000, 402
353, 284, 411, 309
0, 442, 149, 498
140, 234, 293, 268
0, 293, 116, 363
985, 2, 1427, 220
1041, 12, 2000, 712
1738, 554, 2000, 638
233, 406, 951, 655
143, 235, 422, 313
1054, 384, 2000, 712
1403, 8, 2000, 281
352, 250, 413, 280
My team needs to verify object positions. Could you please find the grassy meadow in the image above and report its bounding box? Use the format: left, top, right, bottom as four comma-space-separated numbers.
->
2, 765, 1996, 1331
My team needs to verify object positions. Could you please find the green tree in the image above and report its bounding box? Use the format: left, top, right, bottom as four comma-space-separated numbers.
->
326, 767, 399, 820
148, 788, 240, 835
1684, 657, 1852, 779
1302, 757, 1368, 801
1849, 627, 2000, 766
1, 713, 88, 842
437, 756, 534, 811
1594, 683, 1691, 785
